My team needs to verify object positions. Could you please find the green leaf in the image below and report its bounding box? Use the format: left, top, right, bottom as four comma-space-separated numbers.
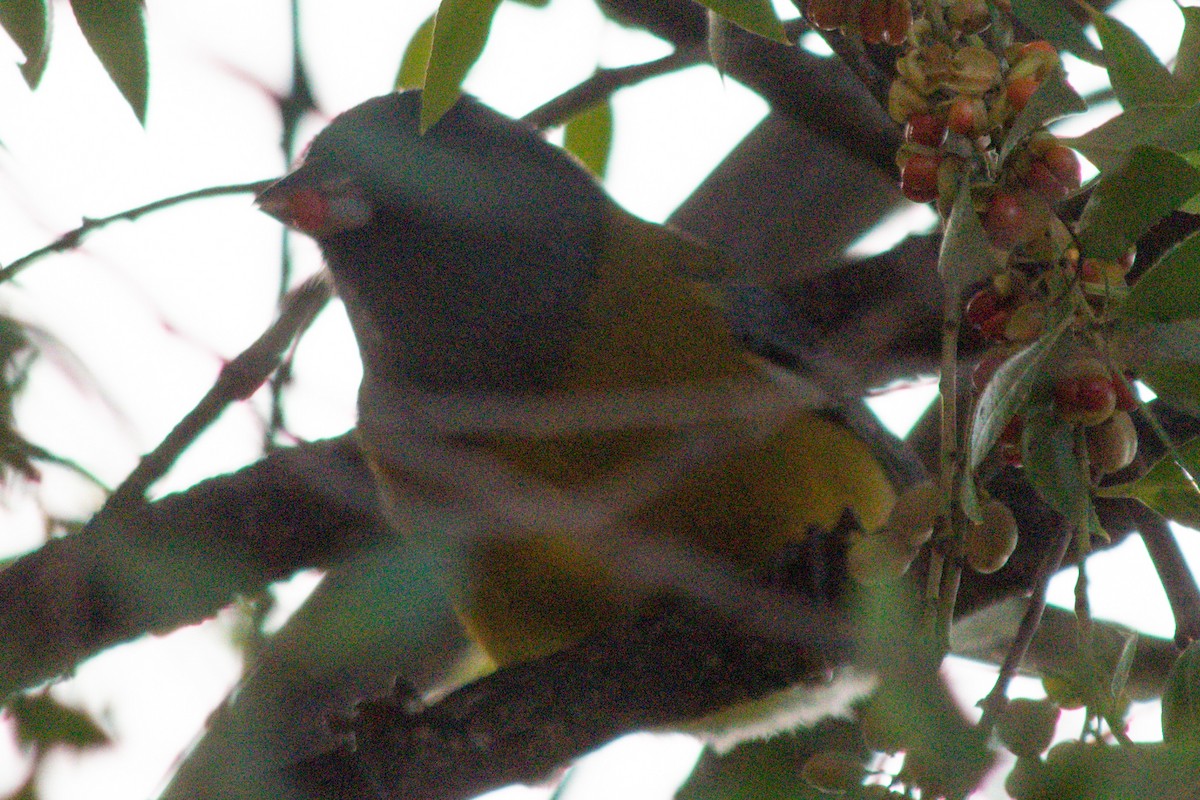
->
1091, 10, 1180, 108
0, 0, 49, 87
678, 732, 857, 799
1062, 103, 1200, 176
1076, 146, 1200, 262
962, 310, 1072, 519
563, 100, 613, 179
1163, 641, 1200, 749
508, 0, 550, 5
939, 178, 1001, 317
694, 0, 787, 44
1022, 405, 1091, 525
1141, 357, 1200, 416
1176, 7, 1200, 103
7, 693, 110, 749
1123, 229, 1200, 323
1011, 0, 1103, 65
421, 0, 503, 132
395, 12, 435, 90
70, 0, 148, 123
1099, 434, 1200, 527
998, 66, 1087, 166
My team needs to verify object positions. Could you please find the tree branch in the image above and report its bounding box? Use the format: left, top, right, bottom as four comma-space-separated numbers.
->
0, 180, 276, 283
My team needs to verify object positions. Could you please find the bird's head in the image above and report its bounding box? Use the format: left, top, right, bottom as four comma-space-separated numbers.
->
257, 91, 607, 394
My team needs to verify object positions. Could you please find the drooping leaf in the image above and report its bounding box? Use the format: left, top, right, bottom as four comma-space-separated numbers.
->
939, 178, 1000, 317
421, 0, 503, 132
1099, 435, 1200, 528
694, 0, 787, 44
1076, 146, 1200, 262
1022, 405, 1091, 525
998, 67, 1087, 166
1123, 229, 1200, 323
395, 12, 435, 90
0, 0, 49, 88
962, 310, 1072, 519
70, 0, 147, 123
563, 100, 613, 179
1176, 7, 1200, 103
7, 692, 111, 749
1091, 10, 1180, 108
1010, 0, 1103, 65
1062, 103, 1200, 176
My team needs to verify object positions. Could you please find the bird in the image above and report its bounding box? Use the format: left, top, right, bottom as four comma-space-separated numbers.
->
256, 89, 906, 695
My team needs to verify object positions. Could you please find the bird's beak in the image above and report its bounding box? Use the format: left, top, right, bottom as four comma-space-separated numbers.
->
257, 170, 373, 238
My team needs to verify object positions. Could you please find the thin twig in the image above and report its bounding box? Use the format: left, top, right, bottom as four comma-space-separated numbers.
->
1, 180, 277, 284
977, 515, 1072, 730
522, 47, 705, 131
109, 273, 333, 508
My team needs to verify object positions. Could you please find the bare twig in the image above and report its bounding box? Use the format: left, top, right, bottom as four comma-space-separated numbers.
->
521, 47, 705, 130
0, 180, 276, 283
977, 515, 1072, 729
110, 273, 332, 508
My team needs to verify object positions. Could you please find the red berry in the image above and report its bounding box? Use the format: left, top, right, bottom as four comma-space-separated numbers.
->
806, 0, 846, 30
1113, 375, 1138, 412
965, 287, 1002, 326
984, 190, 1049, 248
901, 153, 942, 203
905, 113, 947, 147
859, 0, 886, 44
1043, 145, 1081, 188
1026, 144, 1081, 201
1054, 359, 1117, 426
999, 415, 1025, 467
984, 191, 1027, 247
883, 0, 913, 45
1018, 40, 1058, 62
1007, 77, 1041, 112
972, 348, 1013, 392
1119, 248, 1137, 272
947, 95, 987, 137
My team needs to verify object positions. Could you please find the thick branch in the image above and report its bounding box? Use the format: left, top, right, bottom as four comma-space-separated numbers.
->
0, 434, 385, 698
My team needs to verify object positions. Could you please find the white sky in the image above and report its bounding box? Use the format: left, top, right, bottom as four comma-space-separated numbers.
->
0, 1, 1196, 799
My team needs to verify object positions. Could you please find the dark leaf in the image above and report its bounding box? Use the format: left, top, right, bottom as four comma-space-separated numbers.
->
70, 0, 148, 122
7, 692, 111, 750
0, 0, 49, 88
1123, 229, 1200, 323
962, 309, 1071, 520
1022, 405, 1090, 526
1099, 434, 1200, 528
1010, 0, 1103, 65
939, 178, 1001, 317
1076, 146, 1200, 262
998, 67, 1087, 166
1162, 641, 1200, 749
694, 0, 786, 43
1091, 9, 1180, 108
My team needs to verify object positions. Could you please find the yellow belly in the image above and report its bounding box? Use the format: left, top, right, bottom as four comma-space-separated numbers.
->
449, 408, 895, 666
